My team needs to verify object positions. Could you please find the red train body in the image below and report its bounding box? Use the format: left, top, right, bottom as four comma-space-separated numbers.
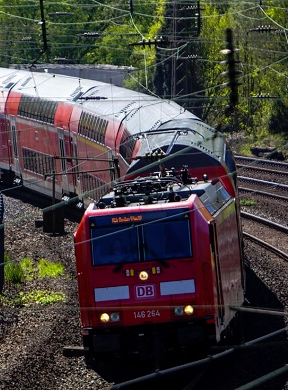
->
74, 171, 245, 368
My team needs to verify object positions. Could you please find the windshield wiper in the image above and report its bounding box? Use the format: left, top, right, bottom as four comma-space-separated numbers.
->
143, 244, 170, 268
113, 245, 138, 273
113, 243, 170, 273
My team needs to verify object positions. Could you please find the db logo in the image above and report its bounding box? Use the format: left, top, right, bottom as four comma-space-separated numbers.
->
135, 284, 155, 299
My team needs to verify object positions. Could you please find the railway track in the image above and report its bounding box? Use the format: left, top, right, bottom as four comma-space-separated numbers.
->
238, 177, 288, 191
236, 156, 288, 186
237, 164, 288, 177
241, 211, 288, 234
237, 156, 288, 264
241, 210, 288, 262
0, 192, 109, 389
236, 156, 288, 206
243, 232, 288, 262
238, 186, 288, 202
235, 155, 288, 169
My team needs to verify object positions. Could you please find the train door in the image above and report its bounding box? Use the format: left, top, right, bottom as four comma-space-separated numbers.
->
57, 129, 67, 191
0, 89, 13, 173
0, 115, 12, 164
58, 128, 78, 195
63, 132, 77, 188
10, 116, 21, 176
72, 139, 82, 200
209, 222, 225, 327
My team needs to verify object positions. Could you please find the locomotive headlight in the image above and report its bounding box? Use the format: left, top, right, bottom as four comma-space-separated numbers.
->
99, 312, 120, 323
100, 313, 110, 323
174, 307, 184, 316
184, 305, 194, 315
139, 270, 149, 281
174, 305, 194, 316
110, 312, 120, 322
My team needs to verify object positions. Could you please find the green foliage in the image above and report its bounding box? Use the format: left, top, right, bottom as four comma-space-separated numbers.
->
18, 290, 66, 306
240, 199, 257, 207
20, 257, 34, 281
238, 142, 254, 157
37, 258, 64, 278
198, 5, 239, 123
4, 254, 64, 284
4, 254, 24, 284
1, 289, 66, 307
269, 100, 288, 135
2, 254, 66, 307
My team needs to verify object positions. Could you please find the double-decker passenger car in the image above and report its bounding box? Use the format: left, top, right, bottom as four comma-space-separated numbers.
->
0, 67, 237, 209
74, 168, 245, 369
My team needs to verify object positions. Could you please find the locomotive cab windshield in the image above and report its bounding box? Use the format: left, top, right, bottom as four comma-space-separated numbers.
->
89, 208, 193, 266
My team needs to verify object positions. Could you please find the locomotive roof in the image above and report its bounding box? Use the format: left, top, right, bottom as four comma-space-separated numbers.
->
95, 176, 231, 216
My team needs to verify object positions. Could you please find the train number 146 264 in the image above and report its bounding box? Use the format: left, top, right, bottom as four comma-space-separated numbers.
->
133, 310, 160, 319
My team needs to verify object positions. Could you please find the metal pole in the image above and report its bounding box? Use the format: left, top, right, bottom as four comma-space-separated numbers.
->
39, 0, 49, 62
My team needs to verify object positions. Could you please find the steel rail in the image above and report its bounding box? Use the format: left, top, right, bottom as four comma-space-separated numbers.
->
239, 186, 288, 201
235, 156, 288, 169
241, 211, 288, 234
243, 232, 288, 262
238, 176, 288, 191
237, 164, 288, 176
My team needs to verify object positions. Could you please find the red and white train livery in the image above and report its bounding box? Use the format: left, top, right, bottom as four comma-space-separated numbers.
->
0, 67, 237, 207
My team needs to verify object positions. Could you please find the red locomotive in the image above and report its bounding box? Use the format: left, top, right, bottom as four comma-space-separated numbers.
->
0, 67, 237, 209
74, 167, 245, 369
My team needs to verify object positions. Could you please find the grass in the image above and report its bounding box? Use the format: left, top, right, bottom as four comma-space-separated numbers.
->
4, 254, 64, 283
240, 199, 257, 207
19, 290, 66, 306
20, 257, 34, 281
38, 258, 64, 278
0, 290, 67, 306
2, 254, 67, 307
4, 253, 24, 284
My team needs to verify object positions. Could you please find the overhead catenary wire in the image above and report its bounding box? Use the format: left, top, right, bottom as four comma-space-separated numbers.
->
0, 3, 288, 386
0, 0, 285, 231
0, 8, 284, 191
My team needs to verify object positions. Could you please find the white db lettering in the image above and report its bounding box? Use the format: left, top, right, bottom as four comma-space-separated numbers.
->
135, 285, 155, 298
